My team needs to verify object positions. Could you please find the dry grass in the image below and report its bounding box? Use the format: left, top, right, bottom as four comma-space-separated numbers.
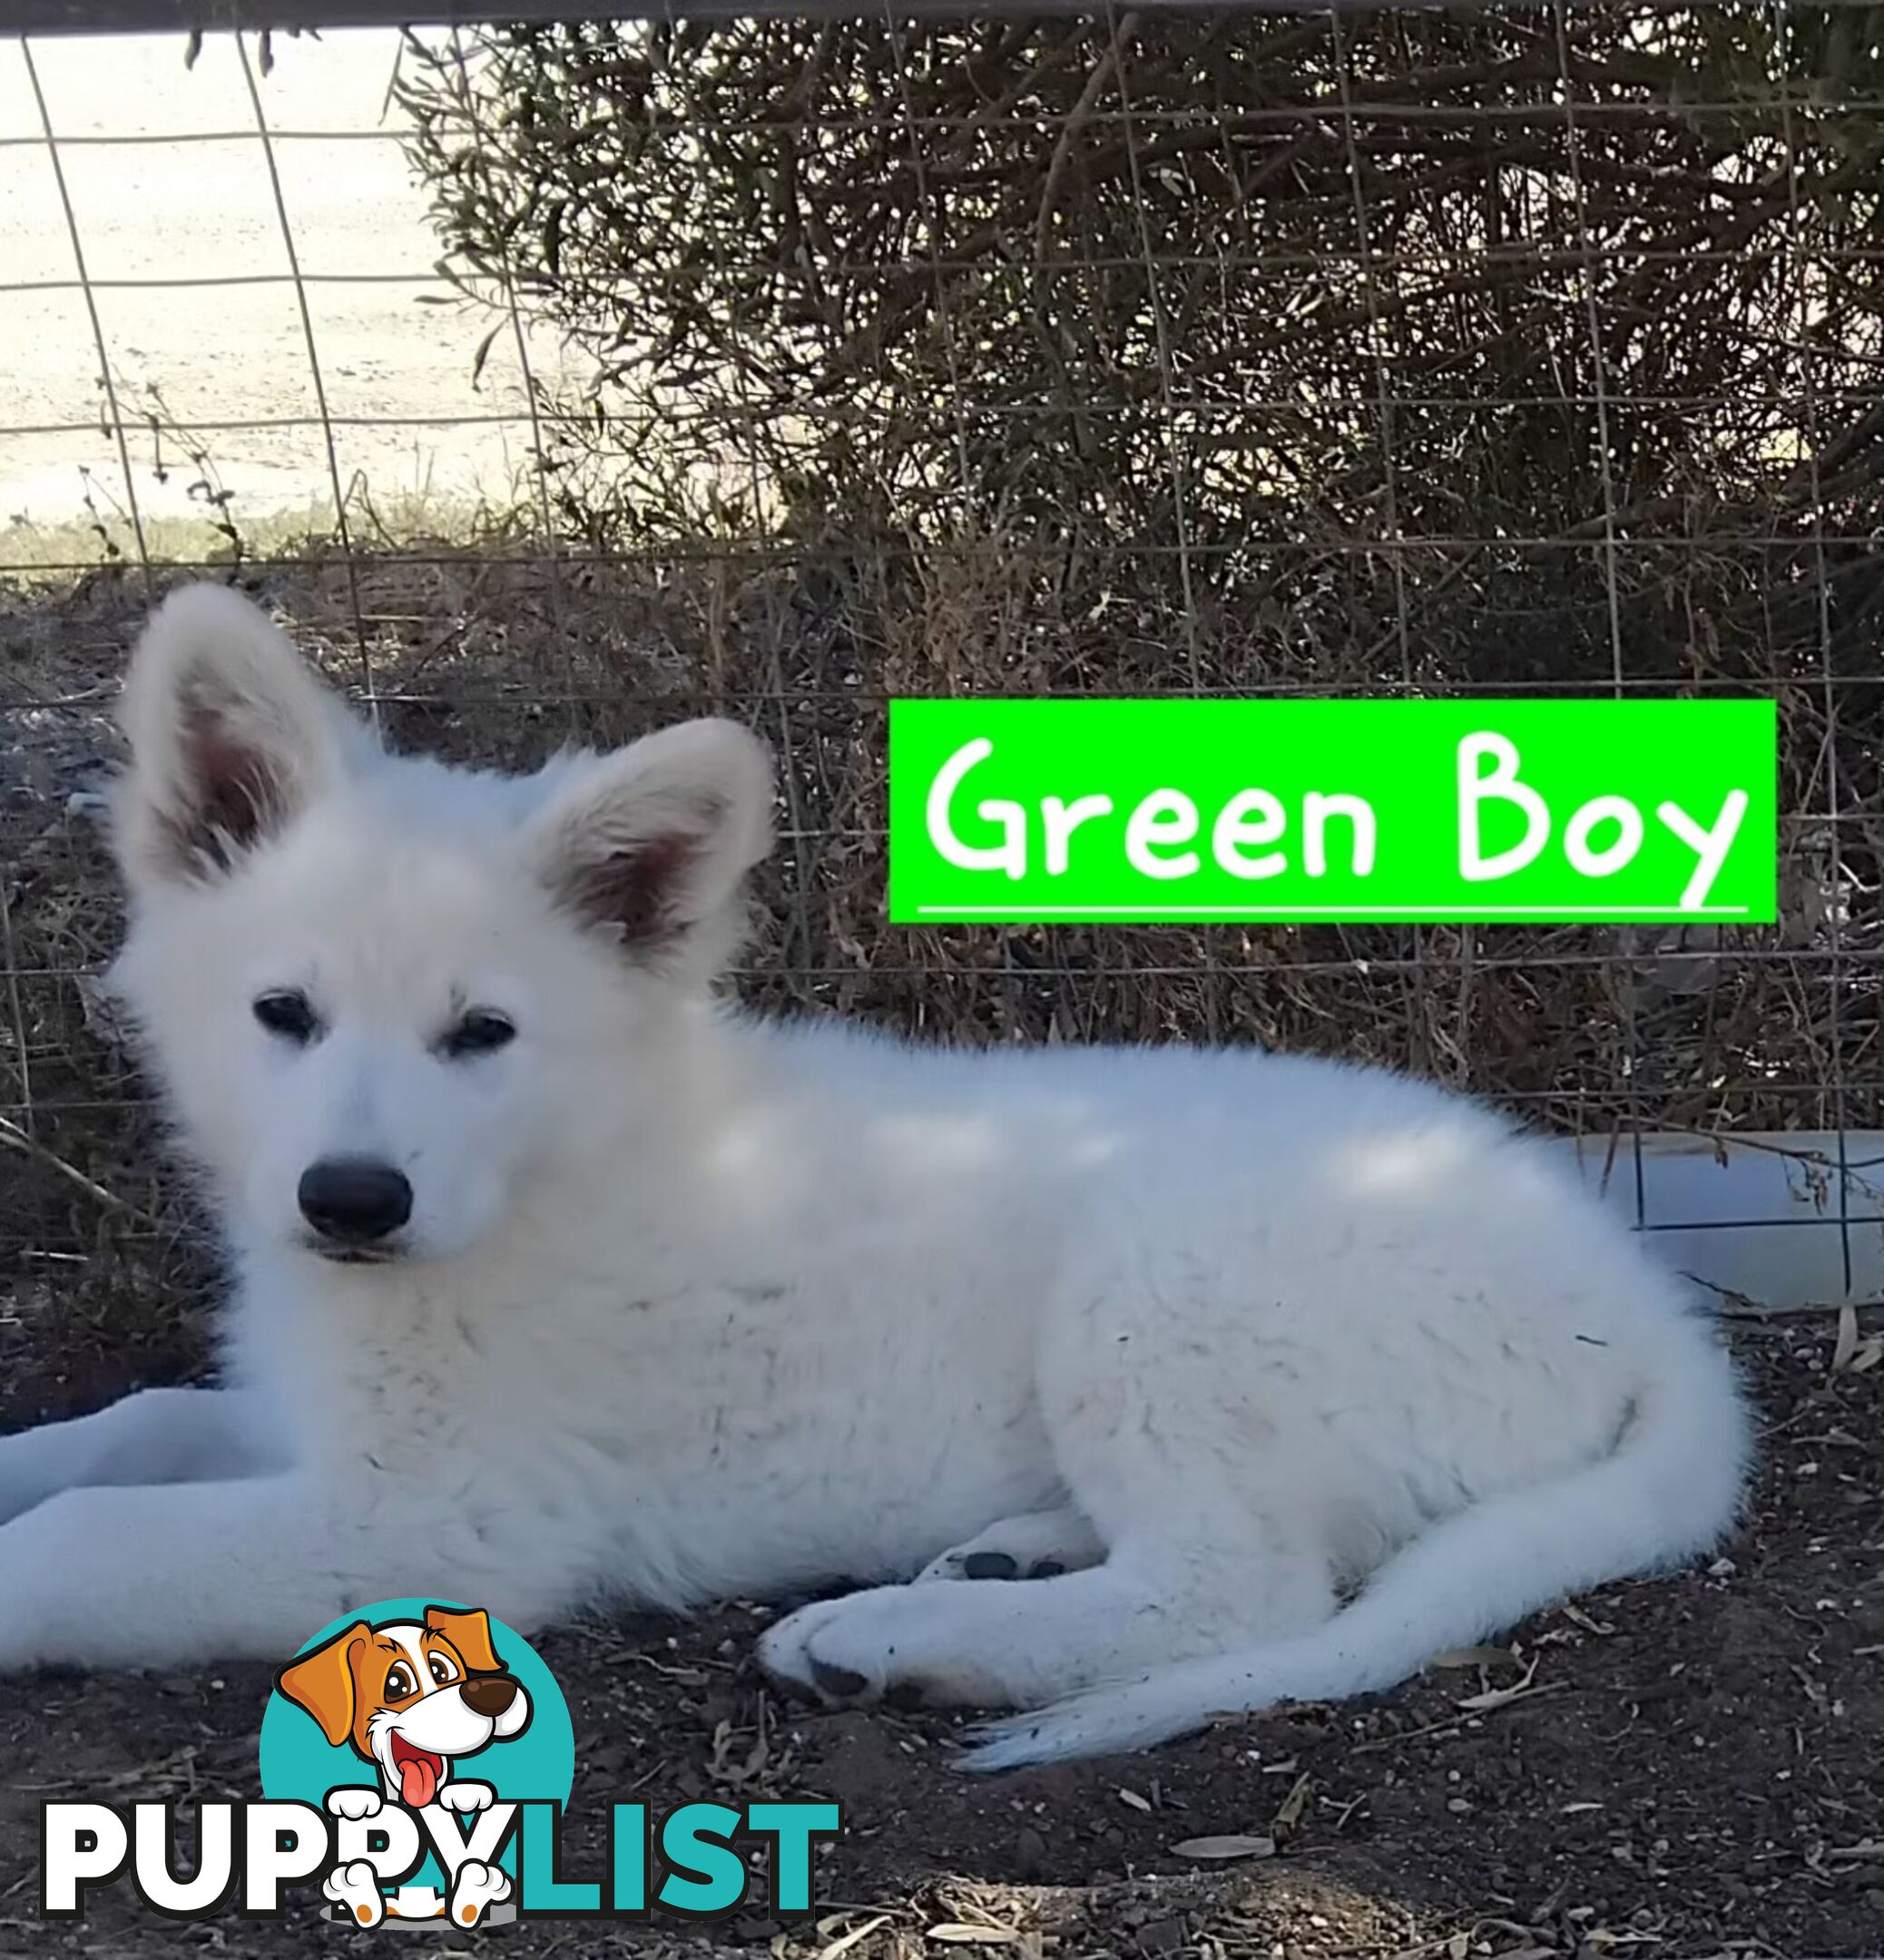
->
0, 532, 1878, 1348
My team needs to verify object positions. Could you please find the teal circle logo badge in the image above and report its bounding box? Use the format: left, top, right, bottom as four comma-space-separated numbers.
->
260, 1598, 574, 1928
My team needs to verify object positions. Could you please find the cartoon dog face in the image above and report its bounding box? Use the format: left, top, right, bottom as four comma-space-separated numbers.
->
276, 1605, 531, 1808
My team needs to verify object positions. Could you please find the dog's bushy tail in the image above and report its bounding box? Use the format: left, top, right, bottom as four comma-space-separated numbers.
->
964, 1318, 1749, 1770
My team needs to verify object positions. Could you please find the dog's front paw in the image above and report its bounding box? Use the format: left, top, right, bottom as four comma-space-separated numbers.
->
437, 1779, 495, 1814
324, 1858, 386, 1926
758, 1584, 1015, 1712
0, 1423, 74, 1534
326, 1787, 383, 1821
917, 1507, 1104, 1585
0, 1495, 83, 1668
0, 1473, 48, 1534
448, 1859, 511, 1927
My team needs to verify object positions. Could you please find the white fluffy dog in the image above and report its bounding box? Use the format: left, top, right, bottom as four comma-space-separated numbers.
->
0, 586, 1751, 1767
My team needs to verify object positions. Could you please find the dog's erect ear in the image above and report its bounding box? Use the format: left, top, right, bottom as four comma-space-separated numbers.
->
524, 718, 773, 974
275, 1621, 369, 1749
425, 1604, 504, 1675
113, 583, 348, 887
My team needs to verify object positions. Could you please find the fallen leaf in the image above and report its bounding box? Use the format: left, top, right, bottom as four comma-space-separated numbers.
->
1429, 1644, 1513, 1670
1271, 1773, 1312, 1838
1117, 1787, 1153, 1813
1456, 1659, 1565, 1713
817, 1916, 893, 1960
926, 1926, 1022, 1945
1832, 1301, 1859, 1371
1170, 1834, 1277, 1862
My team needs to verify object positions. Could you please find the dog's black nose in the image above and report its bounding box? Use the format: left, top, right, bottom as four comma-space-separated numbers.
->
461, 1675, 519, 1719
298, 1157, 412, 1245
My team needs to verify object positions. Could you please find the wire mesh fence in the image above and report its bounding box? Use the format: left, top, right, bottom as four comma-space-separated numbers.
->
2, 3, 1880, 1346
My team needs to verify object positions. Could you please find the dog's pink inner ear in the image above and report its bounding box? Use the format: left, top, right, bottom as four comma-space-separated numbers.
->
167, 692, 292, 873
553, 792, 730, 949
565, 832, 699, 944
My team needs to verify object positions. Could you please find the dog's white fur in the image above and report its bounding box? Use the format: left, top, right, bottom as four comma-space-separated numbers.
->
0, 586, 1752, 1768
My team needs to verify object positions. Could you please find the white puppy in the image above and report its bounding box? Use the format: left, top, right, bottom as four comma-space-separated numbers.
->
0, 586, 1752, 1767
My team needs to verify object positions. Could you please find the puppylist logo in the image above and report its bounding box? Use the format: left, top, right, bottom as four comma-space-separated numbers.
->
40, 1599, 839, 1929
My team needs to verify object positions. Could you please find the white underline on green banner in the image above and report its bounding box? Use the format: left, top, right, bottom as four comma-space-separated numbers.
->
914, 905, 1754, 918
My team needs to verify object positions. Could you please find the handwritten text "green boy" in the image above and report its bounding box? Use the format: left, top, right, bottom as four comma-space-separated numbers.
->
888, 700, 1776, 926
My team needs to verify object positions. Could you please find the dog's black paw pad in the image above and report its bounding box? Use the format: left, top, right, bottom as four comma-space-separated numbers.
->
884, 1680, 928, 1712
962, 1552, 1019, 1581
1029, 1559, 1065, 1579
810, 1659, 870, 1700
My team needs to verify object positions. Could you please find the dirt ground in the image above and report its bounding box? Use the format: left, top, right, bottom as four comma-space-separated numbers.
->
2, 1303, 1879, 1960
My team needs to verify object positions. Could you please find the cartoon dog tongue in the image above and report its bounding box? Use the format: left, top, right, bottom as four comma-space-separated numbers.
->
394, 1741, 441, 1808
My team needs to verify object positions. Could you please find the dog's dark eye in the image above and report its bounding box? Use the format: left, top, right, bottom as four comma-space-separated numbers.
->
384, 1662, 417, 1700
253, 990, 319, 1045
427, 1652, 457, 1686
439, 1009, 515, 1061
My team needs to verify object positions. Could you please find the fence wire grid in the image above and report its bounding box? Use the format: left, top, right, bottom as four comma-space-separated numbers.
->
2, 3, 1881, 1339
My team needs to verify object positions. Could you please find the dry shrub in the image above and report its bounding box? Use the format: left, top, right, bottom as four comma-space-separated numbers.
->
2, 535, 1875, 1317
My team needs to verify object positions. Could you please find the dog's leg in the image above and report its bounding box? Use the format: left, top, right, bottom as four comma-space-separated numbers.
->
767, 1217, 1353, 1719
446, 1860, 511, 1928
323, 1861, 387, 1929
915, 1506, 1105, 1584
760, 1516, 1333, 1715
0, 1387, 280, 1527
0, 1474, 521, 1671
